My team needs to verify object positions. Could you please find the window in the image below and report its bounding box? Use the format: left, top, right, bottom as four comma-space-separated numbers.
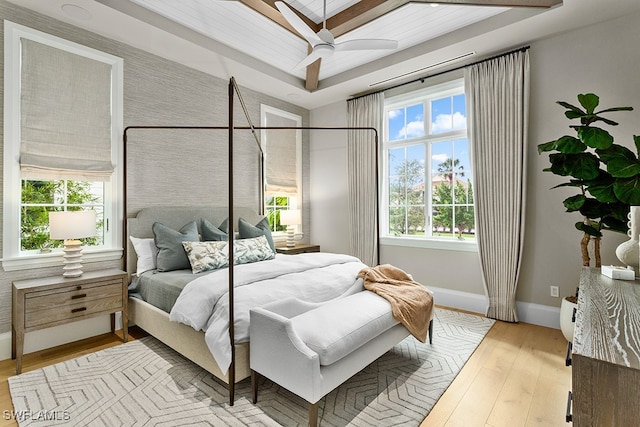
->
382, 78, 475, 249
3, 21, 123, 270
260, 105, 302, 235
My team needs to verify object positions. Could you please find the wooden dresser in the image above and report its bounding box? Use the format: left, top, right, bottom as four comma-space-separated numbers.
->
571, 267, 640, 426
12, 269, 128, 374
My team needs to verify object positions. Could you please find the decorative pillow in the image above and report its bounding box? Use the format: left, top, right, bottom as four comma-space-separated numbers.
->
182, 241, 229, 274
129, 236, 158, 276
201, 218, 228, 241
182, 235, 276, 274
234, 235, 276, 264
152, 221, 199, 272
238, 217, 275, 253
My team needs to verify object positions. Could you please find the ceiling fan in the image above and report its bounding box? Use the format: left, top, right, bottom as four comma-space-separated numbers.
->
275, 1, 398, 88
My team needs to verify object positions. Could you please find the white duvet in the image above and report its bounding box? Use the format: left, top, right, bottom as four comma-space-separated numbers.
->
169, 252, 367, 374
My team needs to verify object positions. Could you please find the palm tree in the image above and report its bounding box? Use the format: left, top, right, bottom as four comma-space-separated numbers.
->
437, 158, 465, 182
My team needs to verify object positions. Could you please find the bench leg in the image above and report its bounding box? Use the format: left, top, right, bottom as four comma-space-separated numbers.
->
251, 370, 259, 404
429, 319, 433, 344
308, 402, 318, 427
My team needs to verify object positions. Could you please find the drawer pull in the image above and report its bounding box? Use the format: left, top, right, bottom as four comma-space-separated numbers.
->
71, 307, 87, 313
71, 293, 87, 300
566, 391, 572, 422
77, 285, 82, 290
565, 341, 572, 366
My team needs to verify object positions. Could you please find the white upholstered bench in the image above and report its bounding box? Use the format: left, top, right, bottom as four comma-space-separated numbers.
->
249, 290, 434, 427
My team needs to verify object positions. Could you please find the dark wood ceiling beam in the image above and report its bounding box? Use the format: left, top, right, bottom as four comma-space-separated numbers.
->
238, 0, 320, 37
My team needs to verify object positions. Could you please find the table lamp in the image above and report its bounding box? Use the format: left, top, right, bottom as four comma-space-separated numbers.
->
49, 210, 97, 277
279, 209, 301, 248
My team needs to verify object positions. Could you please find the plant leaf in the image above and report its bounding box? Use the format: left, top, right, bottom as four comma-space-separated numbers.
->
547, 152, 600, 179
579, 198, 611, 219
595, 106, 633, 114
575, 221, 602, 237
557, 101, 585, 117
551, 179, 584, 189
597, 145, 640, 178
537, 136, 585, 154
601, 216, 628, 234
563, 194, 586, 212
578, 93, 599, 114
613, 176, 640, 205
584, 173, 617, 202
576, 126, 613, 149
635, 135, 640, 157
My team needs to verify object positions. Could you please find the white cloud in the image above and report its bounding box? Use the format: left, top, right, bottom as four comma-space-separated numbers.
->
432, 112, 466, 133
388, 110, 402, 119
432, 153, 449, 163
397, 120, 424, 139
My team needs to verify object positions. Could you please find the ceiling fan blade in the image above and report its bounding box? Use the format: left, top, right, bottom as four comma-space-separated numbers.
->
334, 39, 398, 52
275, 1, 323, 46
294, 48, 327, 69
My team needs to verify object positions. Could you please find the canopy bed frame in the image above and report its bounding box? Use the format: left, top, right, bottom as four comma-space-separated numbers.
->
122, 77, 380, 405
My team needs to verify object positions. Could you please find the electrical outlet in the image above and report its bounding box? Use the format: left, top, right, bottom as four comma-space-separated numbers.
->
550, 286, 559, 298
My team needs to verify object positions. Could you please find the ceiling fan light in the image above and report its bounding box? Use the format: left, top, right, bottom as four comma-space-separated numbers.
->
314, 44, 334, 56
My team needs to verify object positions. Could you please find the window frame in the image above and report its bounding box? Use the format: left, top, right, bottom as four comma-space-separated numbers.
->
381, 78, 477, 252
3, 21, 124, 270
260, 105, 303, 239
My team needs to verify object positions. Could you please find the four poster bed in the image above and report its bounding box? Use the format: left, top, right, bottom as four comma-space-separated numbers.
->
122, 78, 430, 412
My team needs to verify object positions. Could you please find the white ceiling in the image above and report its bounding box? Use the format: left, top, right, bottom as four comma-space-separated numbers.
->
9, 0, 640, 109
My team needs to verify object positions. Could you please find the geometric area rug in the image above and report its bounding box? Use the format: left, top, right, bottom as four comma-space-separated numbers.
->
9, 308, 494, 426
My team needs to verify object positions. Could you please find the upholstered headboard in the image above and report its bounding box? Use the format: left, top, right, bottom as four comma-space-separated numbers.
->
126, 206, 263, 276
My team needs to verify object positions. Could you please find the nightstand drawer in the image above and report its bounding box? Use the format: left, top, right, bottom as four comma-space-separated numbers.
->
24, 279, 123, 311
25, 296, 123, 328
12, 269, 128, 374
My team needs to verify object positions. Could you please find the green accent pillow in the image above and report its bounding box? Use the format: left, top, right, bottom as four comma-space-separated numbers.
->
238, 217, 275, 252
201, 218, 228, 241
152, 221, 199, 272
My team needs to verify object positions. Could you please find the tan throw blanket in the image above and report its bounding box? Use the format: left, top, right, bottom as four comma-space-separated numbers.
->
358, 264, 434, 343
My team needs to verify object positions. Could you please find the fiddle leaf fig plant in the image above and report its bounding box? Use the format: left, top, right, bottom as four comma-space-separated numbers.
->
538, 93, 639, 267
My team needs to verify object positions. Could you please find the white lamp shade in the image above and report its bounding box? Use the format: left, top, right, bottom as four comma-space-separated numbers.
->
280, 209, 301, 226
49, 210, 97, 240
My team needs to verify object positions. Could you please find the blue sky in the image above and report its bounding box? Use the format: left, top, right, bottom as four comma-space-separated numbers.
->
387, 94, 471, 180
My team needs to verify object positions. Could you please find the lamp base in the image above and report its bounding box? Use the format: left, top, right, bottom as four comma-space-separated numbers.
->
62, 239, 84, 277
286, 226, 295, 247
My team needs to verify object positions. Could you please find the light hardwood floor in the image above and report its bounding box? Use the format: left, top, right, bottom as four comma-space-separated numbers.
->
1, 312, 571, 427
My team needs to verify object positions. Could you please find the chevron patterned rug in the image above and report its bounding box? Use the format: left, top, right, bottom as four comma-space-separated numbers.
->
9, 308, 494, 426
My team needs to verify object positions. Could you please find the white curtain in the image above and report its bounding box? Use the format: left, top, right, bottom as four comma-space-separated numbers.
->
465, 50, 530, 322
346, 93, 383, 266
20, 39, 114, 181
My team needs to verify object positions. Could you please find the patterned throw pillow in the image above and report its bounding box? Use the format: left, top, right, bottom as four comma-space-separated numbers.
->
182, 240, 228, 274
234, 235, 276, 264
182, 235, 275, 274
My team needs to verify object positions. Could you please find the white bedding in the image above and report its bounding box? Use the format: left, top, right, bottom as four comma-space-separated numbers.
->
169, 252, 367, 374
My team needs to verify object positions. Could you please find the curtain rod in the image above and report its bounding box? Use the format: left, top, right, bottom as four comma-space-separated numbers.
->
349, 45, 530, 101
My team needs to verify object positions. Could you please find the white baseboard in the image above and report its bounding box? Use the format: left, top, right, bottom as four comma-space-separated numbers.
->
0, 314, 123, 362
429, 286, 561, 329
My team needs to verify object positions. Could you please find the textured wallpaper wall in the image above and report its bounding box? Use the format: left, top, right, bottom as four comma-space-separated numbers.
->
0, 0, 309, 335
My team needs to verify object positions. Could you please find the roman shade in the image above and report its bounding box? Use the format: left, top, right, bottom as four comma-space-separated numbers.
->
264, 111, 298, 196
20, 39, 114, 181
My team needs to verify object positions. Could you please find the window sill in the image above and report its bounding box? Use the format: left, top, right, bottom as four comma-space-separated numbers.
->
380, 236, 478, 252
2, 248, 123, 272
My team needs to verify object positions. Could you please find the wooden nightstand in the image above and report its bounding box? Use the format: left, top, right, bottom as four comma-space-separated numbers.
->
12, 268, 128, 374
276, 243, 320, 255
